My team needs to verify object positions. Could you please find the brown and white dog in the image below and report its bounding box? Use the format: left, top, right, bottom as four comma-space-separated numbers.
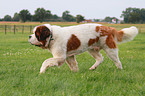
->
29, 24, 138, 73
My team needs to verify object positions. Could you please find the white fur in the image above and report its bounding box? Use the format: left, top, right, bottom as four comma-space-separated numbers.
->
49, 24, 102, 56
119, 26, 138, 43
29, 24, 137, 73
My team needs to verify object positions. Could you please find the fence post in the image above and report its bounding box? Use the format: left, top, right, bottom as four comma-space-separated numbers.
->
30, 25, 32, 33
14, 25, 16, 34
22, 25, 24, 34
5, 25, 7, 34
139, 25, 141, 33
0, 25, 1, 33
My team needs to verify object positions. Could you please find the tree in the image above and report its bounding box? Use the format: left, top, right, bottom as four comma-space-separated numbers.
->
13, 13, 20, 21
121, 7, 142, 23
62, 10, 75, 22
33, 8, 52, 22
93, 19, 101, 22
51, 14, 63, 22
140, 8, 145, 23
3, 15, 12, 21
19, 9, 31, 22
104, 16, 112, 22
121, 7, 132, 23
52, 14, 59, 19
76, 15, 85, 23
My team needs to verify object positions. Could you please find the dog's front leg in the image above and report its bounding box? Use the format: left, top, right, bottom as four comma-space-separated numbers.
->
40, 58, 65, 73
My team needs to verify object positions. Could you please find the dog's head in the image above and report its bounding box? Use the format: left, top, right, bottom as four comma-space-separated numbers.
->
29, 24, 52, 48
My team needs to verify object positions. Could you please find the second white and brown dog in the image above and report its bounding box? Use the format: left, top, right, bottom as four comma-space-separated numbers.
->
29, 23, 138, 73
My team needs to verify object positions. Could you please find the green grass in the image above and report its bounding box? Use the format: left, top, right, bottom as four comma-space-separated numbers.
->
0, 26, 145, 96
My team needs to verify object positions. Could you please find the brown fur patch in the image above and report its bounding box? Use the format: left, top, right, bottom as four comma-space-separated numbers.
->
35, 26, 50, 46
96, 37, 99, 42
96, 26, 117, 37
96, 26, 124, 42
106, 34, 117, 48
96, 26, 100, 32
67, 34, 81, 52
117, 31, 124, 42
96, 26, 117, 48
88, 37, 99, 46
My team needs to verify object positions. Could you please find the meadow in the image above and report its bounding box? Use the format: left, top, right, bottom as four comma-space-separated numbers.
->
0, 22, 145, 96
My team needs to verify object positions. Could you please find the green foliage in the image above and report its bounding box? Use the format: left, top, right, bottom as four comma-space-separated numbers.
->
62, 10, 76, 22
141, 8, 145, 23
76, 15, 85, 23
52, 14, 59, 19
121, 7, 145, 23
19, 9, 31, 22
13, 13, 20, 21
1, 8, 84, 23
0, 18, 2, 21
0, 24, 145, 96
33, 8, 52, 23
104, 16, 112, 22
93, 19, 100, 22
3, 15, 12, 21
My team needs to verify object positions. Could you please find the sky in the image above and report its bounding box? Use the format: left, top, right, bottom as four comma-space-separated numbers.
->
0, 0, 145, 20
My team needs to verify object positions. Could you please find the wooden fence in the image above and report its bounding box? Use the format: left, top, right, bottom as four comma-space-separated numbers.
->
0, 25, 35, 34
0, 24, 144, 34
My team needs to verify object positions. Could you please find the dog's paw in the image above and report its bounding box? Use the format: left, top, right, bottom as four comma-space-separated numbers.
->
40, 71, 45, 74
40, 67, 46, 74
117, 67, 123, 70
89, 67, 96, 70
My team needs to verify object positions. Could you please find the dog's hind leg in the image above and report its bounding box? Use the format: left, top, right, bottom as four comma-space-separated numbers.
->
88, 49, 103, 70
66, 55, 79, 72
103, 47, 123, 69
40, 58, 65, 73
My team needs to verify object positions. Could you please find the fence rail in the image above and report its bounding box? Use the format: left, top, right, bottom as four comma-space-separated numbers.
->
0, 24, 144, 34
0, 25, 35, 34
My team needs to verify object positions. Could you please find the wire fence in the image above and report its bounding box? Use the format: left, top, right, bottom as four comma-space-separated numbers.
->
0, 25, 36, 34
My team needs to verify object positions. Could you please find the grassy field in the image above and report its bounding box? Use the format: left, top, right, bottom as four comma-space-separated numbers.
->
0, 23, 145, 96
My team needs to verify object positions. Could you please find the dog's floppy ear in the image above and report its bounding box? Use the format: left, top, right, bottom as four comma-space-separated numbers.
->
35, 26, 51, 41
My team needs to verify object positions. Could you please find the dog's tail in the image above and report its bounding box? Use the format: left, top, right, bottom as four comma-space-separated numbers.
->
116, 26, 138, 44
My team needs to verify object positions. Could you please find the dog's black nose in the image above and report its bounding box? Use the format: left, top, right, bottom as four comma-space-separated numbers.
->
29, 35, 32, 39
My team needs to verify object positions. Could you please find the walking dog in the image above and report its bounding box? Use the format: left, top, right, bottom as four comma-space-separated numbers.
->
29, 24, 138, 73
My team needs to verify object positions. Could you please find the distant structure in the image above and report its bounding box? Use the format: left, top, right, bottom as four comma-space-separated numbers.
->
112, 19, 121, 24
82, 18, 122, 24
112, 19, 116, 24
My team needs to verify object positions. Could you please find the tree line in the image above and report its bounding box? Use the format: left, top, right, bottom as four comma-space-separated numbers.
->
0, 7, 145, 23
121, 7, 145, 23
0, 8, 85, 23
100, 7, 145, 24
